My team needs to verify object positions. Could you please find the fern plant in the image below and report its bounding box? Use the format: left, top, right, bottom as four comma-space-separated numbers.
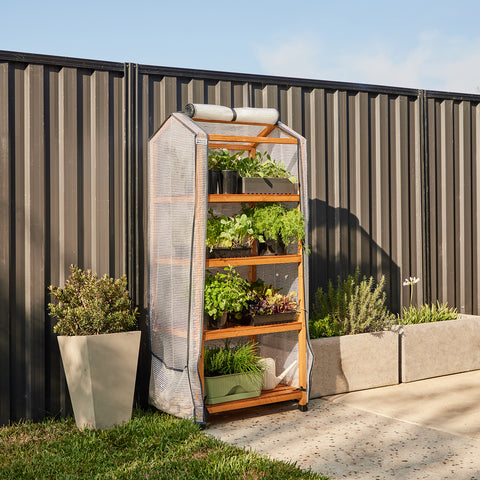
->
309, 268, 395, 338
204, 341, 264, 377
398, 301, 458, 325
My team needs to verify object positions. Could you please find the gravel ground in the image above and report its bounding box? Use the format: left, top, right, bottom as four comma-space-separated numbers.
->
206, 374, 480, 479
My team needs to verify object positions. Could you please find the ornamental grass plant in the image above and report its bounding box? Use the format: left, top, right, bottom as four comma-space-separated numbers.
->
398, 301, 459, 325
203, 341, 264, 378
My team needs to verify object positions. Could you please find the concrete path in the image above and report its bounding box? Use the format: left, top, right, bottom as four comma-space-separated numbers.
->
206, 371, 480, 479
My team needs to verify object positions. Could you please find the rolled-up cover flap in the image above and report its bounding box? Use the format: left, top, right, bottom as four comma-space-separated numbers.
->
184, 103, 279, 125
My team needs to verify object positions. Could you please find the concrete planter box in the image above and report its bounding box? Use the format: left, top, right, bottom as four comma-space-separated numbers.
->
58, 331, 141, 430
310, 330, 399, 398
400, 314, 480, 382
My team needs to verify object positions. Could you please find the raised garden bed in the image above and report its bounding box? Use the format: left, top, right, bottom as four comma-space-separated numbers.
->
400, 314, 480, 382
309, 330, 399, 398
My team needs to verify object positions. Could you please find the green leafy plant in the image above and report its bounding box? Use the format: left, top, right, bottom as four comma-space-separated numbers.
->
48, 265, 138, 336
243, 203, 306, 249
237, 151, 297, 183
206, 210, 262, 251
204, 340, 264, 378
398, 301, 459, 325
208, 148, 243, 170
204, 267, 253, 321
309, 268, 395, 338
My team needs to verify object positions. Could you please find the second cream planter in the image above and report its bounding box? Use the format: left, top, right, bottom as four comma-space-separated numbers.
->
400, 314, 480, 382
310, 330, 399, 398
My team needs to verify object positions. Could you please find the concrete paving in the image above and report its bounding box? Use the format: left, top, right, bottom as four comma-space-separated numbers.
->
206, 371, 480, 479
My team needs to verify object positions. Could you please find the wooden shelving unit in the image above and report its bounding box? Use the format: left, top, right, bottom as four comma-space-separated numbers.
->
201, 129, 308, 417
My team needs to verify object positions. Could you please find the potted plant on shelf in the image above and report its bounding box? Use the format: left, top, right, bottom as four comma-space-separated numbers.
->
208, 148, 243, 194
203, 341, 264, 404
243, 203, 306, 255
248, 279, 299, 326
204, 266, 253, 329
48, 265, 140, 430
206, 209, 262, 258
236, 151, 297, 194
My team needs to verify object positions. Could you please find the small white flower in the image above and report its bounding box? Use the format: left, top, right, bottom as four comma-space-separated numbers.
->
403, 276, 420, 287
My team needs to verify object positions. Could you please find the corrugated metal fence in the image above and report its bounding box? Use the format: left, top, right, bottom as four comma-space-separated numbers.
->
1, 50, 480, 425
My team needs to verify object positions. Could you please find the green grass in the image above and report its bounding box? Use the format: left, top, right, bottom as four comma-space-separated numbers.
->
0, 409, 329, 480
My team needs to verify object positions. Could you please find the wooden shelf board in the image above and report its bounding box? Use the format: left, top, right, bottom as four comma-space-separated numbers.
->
206, 384, 302, 414
204, 321, 303, 340
206, 254, 301, 267
208, 194, 299, 203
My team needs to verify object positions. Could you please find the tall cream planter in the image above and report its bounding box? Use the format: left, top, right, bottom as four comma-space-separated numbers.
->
57, 331, 141, 430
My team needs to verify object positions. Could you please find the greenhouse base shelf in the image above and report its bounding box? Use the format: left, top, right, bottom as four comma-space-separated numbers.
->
206, 384, 303, 414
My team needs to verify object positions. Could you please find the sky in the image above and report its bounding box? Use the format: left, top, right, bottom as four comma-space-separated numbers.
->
2, 0, 480, 94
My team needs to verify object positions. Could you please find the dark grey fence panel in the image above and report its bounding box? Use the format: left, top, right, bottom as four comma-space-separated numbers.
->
3, 50, 480, 426
425, 93, 480, 314
132, 66, 423, 317
0, 54, 126, 425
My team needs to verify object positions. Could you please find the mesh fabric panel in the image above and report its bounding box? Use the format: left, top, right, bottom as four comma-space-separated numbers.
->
148, 114, 207, 423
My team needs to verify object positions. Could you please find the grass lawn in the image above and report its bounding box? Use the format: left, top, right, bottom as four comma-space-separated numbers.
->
0, 409, 330, 479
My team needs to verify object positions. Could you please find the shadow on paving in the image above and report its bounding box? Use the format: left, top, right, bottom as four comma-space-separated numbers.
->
206, 373, 480, 480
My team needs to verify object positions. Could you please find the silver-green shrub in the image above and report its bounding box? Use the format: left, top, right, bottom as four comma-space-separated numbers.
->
309, 268, 395, 338
48, 265, 138, 336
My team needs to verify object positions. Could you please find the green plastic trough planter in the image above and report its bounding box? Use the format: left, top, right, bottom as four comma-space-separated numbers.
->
204, 372, 262, 404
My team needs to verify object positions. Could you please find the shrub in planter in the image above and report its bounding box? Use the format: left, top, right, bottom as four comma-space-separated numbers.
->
48, 266, 138, 336
309, 268, 395, 338
204, 341, 264, 404
48, 265, 140, 429
309, 269, 398, 398
204, 267, 253, 329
